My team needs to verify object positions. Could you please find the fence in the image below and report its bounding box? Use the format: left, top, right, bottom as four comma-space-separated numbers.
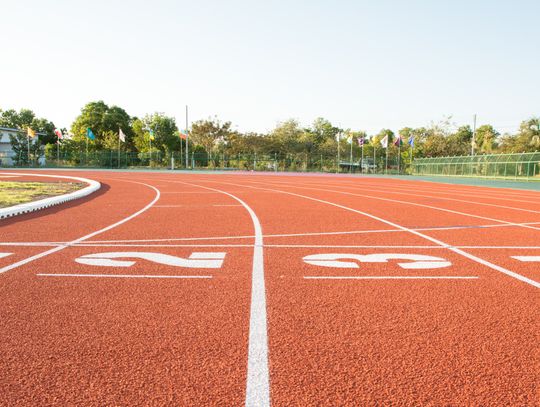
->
1, 150, 406, 174
412, 152, 540, 180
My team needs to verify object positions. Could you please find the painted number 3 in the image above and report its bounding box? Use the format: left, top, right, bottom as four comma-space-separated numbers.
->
303, 253, 452, 269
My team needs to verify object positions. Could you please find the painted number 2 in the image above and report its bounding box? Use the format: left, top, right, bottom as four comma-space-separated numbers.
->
75, 252, 226, 268
303, 253, 452, 269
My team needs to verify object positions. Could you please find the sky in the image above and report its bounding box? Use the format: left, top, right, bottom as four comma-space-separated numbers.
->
1, 0, 539, 135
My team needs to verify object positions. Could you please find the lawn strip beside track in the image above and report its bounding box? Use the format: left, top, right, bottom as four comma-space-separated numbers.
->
196, 176, 539, 405
0, 179, 160, 275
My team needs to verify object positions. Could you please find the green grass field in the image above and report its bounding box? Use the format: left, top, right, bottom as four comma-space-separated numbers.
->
0, 181, 84, 208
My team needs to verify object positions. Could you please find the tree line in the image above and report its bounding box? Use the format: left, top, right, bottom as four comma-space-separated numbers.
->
1, 102, 539, 167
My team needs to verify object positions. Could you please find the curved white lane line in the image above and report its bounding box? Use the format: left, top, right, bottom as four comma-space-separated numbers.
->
0, 172, 101, 219
210, 180, 540, 289
274, 179, 540, 215
176, 181, 270, 407
240, 179, 540, 232
0, 180, 160, 275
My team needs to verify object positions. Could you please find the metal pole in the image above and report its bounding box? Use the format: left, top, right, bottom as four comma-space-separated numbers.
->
398, 143, 401, 174
86, 136, 88, 166
118, 135, 121, 168
336, 131, 340, 173
360, 142, 364, 174
185, 105, 189, 169
373, 145, 376, 174
471, 114, 477, 156
385, 147, 388, 174
27, 134, 30, 167
349, 138, 353, 173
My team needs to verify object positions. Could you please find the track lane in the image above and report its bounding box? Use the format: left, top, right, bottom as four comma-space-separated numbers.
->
0, 173, 259, 406
199, 176, 539, 405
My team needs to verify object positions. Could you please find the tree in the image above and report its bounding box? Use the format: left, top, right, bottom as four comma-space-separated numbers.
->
71, 101, 133, 149
475, 125, 499, 154
0, 108, 56, 145
132, 113, 179, 156
190, 117, 233, 158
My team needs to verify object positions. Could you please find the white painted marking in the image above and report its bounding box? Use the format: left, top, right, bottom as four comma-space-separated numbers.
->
512, 256, 540, 262
0, 180, 161, 275
177, 181, 270, 407
218, 180, 540, 289
0, 253, 12, 259
75, 252, 226, 268
304, 276, 478, 280
213, 204, 243, 207
303, 253, 451, 269
0, 175, 20, 178
37, 273, 212, 279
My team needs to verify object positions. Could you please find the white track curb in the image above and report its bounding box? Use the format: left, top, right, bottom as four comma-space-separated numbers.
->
0, 173, 101, 220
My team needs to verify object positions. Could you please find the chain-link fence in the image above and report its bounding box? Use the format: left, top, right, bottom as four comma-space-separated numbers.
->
412, 152, 540, 180
1, 150, 408, 174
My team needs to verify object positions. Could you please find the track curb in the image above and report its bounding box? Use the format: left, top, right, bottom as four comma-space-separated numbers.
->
0, 172, 101, 220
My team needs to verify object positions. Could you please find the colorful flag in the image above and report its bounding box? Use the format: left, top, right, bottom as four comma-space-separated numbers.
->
119, 128, 126, 142
86, 128, 95, 140
357, 137, 365, 146
408, 136, 414, 147
394, 134, 402, 147
149, 130, 155, 141
346, 134, 353, 144
380, 135, 388, 148
179, 130, 187, 140
27, 127, 36, 138
54, 128, 63, 139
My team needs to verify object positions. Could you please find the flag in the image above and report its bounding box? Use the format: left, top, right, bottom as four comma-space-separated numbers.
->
380, 135, 388, 148
149, 130, 155, 141
27, 127, 36, 138
54, 128, 63, 139
119, 128, 126, 142
394, 134, 402, 147
408, 136, 414, 147
179, 129, 187, 140
357, 137, 365, 146
346, 134, 353, 144
86, 128, 95, 140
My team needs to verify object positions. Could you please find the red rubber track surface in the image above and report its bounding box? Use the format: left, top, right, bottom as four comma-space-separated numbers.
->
0, 170, 539, 406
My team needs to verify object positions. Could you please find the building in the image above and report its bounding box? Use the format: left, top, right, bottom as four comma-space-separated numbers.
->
0, 126, 45, 166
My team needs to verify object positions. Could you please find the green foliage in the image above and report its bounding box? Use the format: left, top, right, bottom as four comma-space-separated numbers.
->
132, 113, 179, 156
8, 132, 43, 165
0, 108, 56, 144
71, 101, 133, 149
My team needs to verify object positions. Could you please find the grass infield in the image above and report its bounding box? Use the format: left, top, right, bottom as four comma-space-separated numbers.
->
0, 181, 84, 208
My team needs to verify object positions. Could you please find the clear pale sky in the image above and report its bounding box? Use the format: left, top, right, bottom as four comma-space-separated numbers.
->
2, 0, 539, 134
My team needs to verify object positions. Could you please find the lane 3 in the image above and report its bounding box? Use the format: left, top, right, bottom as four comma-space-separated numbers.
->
204, 175, 540, 405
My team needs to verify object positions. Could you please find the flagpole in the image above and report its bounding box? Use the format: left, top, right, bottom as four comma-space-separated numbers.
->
86, 136, 88, 166
336, 131, 340, 173
349, 137, 353, 173
118, 132, 121, 169
398, 143, 401, 174
385, 146, 388, 174
57, 138, 60, 164
361, 141, 364, 174
27, 132, 30, 166
185, 105, 189, 169
373, 144, 376, 174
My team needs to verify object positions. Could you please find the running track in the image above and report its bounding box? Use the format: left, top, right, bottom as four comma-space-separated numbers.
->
0, 170, 538, 406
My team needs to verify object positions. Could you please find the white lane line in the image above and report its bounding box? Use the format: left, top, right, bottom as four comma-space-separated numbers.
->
213, 204, 243, 207
304, 276, 479, 280
511, 256, 540, 262
37, 273, 212, 279
293, 180, 540, 215
243, 179, 540, 232
0, 180, 160, 275
176, 181, 270, 407
10, 219, 535, 245
0, 175, 20, 178
215, 181, 540, 289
